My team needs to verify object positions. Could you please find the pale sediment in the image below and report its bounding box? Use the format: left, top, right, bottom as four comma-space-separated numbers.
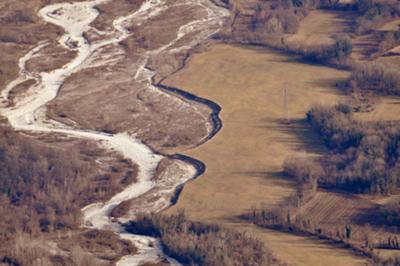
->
0, 0, 229, 265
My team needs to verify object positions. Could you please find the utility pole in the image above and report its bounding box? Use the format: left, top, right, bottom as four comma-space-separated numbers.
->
283, 83, 289, 124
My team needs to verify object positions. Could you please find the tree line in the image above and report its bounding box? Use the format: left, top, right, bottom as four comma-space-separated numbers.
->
353, 0, 400, 34
126, 212, 281, 266
218, 0, 400, 67
349, 62, 400, 96
0, 122, 137, 265
305, 104, 400, 194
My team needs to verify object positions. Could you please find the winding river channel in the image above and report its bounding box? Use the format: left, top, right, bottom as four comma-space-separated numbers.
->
0, 0, 228, 265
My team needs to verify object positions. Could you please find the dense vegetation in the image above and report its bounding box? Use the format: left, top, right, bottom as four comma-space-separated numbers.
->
243, 194, 361, 247
381, 201, 400, 227
374, 256, 400, 266
224, 0, 328, 42
246, 0, 347, 36
306, 104, 400, 194
244, 104, 400, 247
379, 27, 400, 54
353, 0, 400, 34
0, 123, 137, 265
221, 0, 400, 66
292, 35, 353, 64
241, 104, 400, 256
219, 0, 400, 263
220, 0, 355, 65
349, 63, 400, 95
126, 213, 279, 266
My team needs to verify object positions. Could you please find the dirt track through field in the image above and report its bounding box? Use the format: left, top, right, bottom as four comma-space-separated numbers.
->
164, 44, 368, 265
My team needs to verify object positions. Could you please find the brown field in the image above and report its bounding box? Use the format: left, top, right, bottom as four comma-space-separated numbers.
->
286, 9, 400, 124
354, 18, 400, 61
284, 9, 371, 61
354, 95, 400, 121
376, 56, 400, 70
286, 10, 353, 46
2, 0, 400, 264
162, 43, 370, 265
288, 10, 400, 63
378, 19, 400, 32
295, 191, 376, 226
233, 225, 367, 266
378, 249, 400, 260
294, 191, 400, 250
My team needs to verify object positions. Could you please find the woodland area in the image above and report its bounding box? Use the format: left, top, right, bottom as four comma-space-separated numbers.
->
306, 104, 400, 194
2, 0, 400, 265
219, 0, 400, 65
0, 121, 137, 266
350, 63, 400, 95
126, 213, 280, 266
242, 102, 400, 260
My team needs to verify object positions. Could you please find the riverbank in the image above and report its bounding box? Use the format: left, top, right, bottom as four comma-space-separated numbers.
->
0, 0, 229, 265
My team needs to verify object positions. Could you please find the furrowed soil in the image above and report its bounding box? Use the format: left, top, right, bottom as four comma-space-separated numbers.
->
163, 43, 368, 265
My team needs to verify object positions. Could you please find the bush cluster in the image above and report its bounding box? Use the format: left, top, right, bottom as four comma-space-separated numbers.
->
0, 123, 136, 265
350, 63, 400, 95
305, 104, 400, 194
290, 35, 353, 64
380, 202, 400, 227
126, 213, 279, 266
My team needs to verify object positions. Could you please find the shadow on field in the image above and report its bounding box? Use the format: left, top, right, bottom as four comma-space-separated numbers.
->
235, 170, 294, 188
307, 77, 348, 93
256, 118, 327, 154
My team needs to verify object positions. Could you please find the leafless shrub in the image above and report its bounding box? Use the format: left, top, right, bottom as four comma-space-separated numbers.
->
126, 213, 280, 266
349, 63, 400, 95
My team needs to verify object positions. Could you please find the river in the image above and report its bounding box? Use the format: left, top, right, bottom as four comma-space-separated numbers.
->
0, 0, 228, 265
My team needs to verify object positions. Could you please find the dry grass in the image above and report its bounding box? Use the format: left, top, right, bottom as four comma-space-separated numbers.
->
296, 191, 377, 225
232, 224, 367, 266
378, 19, 400, 31
354, 95, 400, 121
294, 191, 400, 248
0, 0, 74, 91
162, 43, 369, 265
284, 9, 382, 62
286, 10, 354, 47
286, 10, 400, 63
378, 249, 400, 261
376, 56, 400, 70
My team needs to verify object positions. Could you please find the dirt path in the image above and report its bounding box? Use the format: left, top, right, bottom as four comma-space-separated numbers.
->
163, 44, 368, 265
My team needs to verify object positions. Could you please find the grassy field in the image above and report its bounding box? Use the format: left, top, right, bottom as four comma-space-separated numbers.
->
238, 225, 367, 266
288, 10, 400, 123
286, 10, 353, 46
163, 43, 369, 265
288, 9, 400, 63
354, 95, 400, 121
